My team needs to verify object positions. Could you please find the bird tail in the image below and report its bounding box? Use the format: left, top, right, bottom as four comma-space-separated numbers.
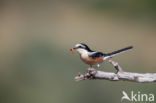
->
106, 46, 133, 57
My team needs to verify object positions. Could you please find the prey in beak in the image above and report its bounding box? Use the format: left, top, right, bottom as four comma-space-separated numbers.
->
70, 48, 75, 54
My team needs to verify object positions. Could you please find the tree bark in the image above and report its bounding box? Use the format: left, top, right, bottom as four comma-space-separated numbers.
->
75, 60, 156, 83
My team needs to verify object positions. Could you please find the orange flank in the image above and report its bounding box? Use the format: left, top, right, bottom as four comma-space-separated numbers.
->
89, 57, 103, 62
81, 56, 103, 65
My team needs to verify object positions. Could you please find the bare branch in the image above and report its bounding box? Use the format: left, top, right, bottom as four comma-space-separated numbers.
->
75, 60, 156, 83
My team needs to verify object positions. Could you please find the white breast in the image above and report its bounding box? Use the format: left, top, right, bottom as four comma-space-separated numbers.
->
80, 53, 88, 60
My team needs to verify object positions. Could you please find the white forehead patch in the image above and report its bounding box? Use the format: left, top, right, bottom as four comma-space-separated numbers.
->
75, 44, 81, 47
75, 43, 85, 48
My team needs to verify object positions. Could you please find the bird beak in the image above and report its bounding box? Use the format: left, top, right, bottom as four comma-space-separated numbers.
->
70, 47, 75, 54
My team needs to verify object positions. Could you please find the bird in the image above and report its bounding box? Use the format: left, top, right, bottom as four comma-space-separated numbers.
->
70, 43, 133, 68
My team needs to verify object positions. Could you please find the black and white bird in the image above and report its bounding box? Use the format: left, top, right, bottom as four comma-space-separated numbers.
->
70, 43, 133, 68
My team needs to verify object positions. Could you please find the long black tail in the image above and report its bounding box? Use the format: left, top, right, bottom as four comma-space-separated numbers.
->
106, 46, 133, 56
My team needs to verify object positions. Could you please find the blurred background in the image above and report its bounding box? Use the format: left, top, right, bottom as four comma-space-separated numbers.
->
1, 0, 156, 103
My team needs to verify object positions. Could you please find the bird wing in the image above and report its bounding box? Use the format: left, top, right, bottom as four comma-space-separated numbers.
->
88, 52, 104, 58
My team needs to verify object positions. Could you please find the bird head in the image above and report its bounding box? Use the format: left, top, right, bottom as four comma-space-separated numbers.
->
70, 43, 93, 54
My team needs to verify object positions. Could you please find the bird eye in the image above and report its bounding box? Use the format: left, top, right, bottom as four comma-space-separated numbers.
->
78, 46, 82, 48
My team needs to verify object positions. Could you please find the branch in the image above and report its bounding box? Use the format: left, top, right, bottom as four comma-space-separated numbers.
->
74, 60, 156, 83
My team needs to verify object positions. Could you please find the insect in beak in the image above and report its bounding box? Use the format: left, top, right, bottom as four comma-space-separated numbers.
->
70, 48, 74, 54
